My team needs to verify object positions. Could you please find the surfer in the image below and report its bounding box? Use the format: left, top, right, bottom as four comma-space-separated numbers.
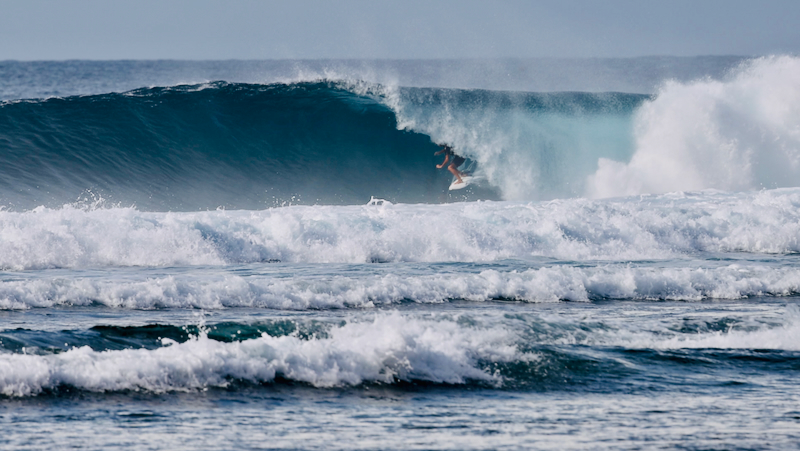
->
435, 144, 467, 185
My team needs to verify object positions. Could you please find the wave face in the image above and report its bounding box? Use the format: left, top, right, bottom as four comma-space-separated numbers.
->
2, 188, 800, 271
3, 305, 800, 395
0, 79, 647, 210
0, 82, 457, 210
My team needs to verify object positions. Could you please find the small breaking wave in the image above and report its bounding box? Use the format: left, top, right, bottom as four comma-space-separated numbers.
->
0, 313, 520, 396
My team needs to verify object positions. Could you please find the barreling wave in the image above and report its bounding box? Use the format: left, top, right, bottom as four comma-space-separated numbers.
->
0, 79, 644, 210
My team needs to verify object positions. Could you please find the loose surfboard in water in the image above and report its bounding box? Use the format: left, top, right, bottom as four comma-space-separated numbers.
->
449, 175, 473, 190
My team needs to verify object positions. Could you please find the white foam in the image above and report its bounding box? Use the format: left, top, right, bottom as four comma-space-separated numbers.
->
588, 56, 800, 198
3, 262, 800, 310
0, 313, 520, 396
377, 56, 800, 202
2, 189, 800, 271
584, 304, 800, 352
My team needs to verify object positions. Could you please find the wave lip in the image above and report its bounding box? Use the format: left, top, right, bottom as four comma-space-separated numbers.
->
0, 81, 454, 210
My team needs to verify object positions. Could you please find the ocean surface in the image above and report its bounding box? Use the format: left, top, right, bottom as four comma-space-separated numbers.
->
2, 56, 800, 450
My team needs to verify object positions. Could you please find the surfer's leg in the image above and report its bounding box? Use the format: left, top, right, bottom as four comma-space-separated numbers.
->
448, 164, 463, 183
450, 155, 467, 182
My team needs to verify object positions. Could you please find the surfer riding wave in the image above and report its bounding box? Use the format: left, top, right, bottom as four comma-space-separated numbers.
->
435, 144, 468, 185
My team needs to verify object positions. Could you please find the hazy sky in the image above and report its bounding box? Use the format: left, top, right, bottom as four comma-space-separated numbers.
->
2, 0, 799, 60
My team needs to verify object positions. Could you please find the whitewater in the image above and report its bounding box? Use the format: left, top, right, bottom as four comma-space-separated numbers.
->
2, 56, 800, 450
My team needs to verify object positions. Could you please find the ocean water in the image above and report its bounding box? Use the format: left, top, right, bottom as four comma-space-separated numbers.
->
2, 56, 800, 450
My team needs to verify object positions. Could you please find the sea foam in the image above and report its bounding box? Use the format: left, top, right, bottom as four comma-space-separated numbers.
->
588, 56, 800, 198
1, 263, 799, 310
385, 56, 800, 201
1, 189, 800, 271
0, 313, 518, 396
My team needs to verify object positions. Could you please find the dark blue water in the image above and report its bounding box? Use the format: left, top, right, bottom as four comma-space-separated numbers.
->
2, 58, 800, 450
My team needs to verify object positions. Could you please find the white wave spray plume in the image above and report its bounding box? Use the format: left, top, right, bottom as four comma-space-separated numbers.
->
587, 56, 800, 198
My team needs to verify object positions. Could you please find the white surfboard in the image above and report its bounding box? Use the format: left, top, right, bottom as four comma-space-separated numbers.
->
449, 175, 473, 190
366, 196, 392, 206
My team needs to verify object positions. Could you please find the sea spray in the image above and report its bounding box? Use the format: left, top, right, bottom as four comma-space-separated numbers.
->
587, 56, 800, 198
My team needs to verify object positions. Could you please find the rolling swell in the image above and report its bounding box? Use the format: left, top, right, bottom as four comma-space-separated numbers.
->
0, 81, 455, 210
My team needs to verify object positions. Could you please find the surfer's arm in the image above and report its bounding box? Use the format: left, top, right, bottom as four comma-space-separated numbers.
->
436, 154, 449, 169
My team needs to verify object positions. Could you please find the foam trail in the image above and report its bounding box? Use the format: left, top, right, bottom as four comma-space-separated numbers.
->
2, 189, 800, 270
588, 56, 800, 198
0, 313, 519, 396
